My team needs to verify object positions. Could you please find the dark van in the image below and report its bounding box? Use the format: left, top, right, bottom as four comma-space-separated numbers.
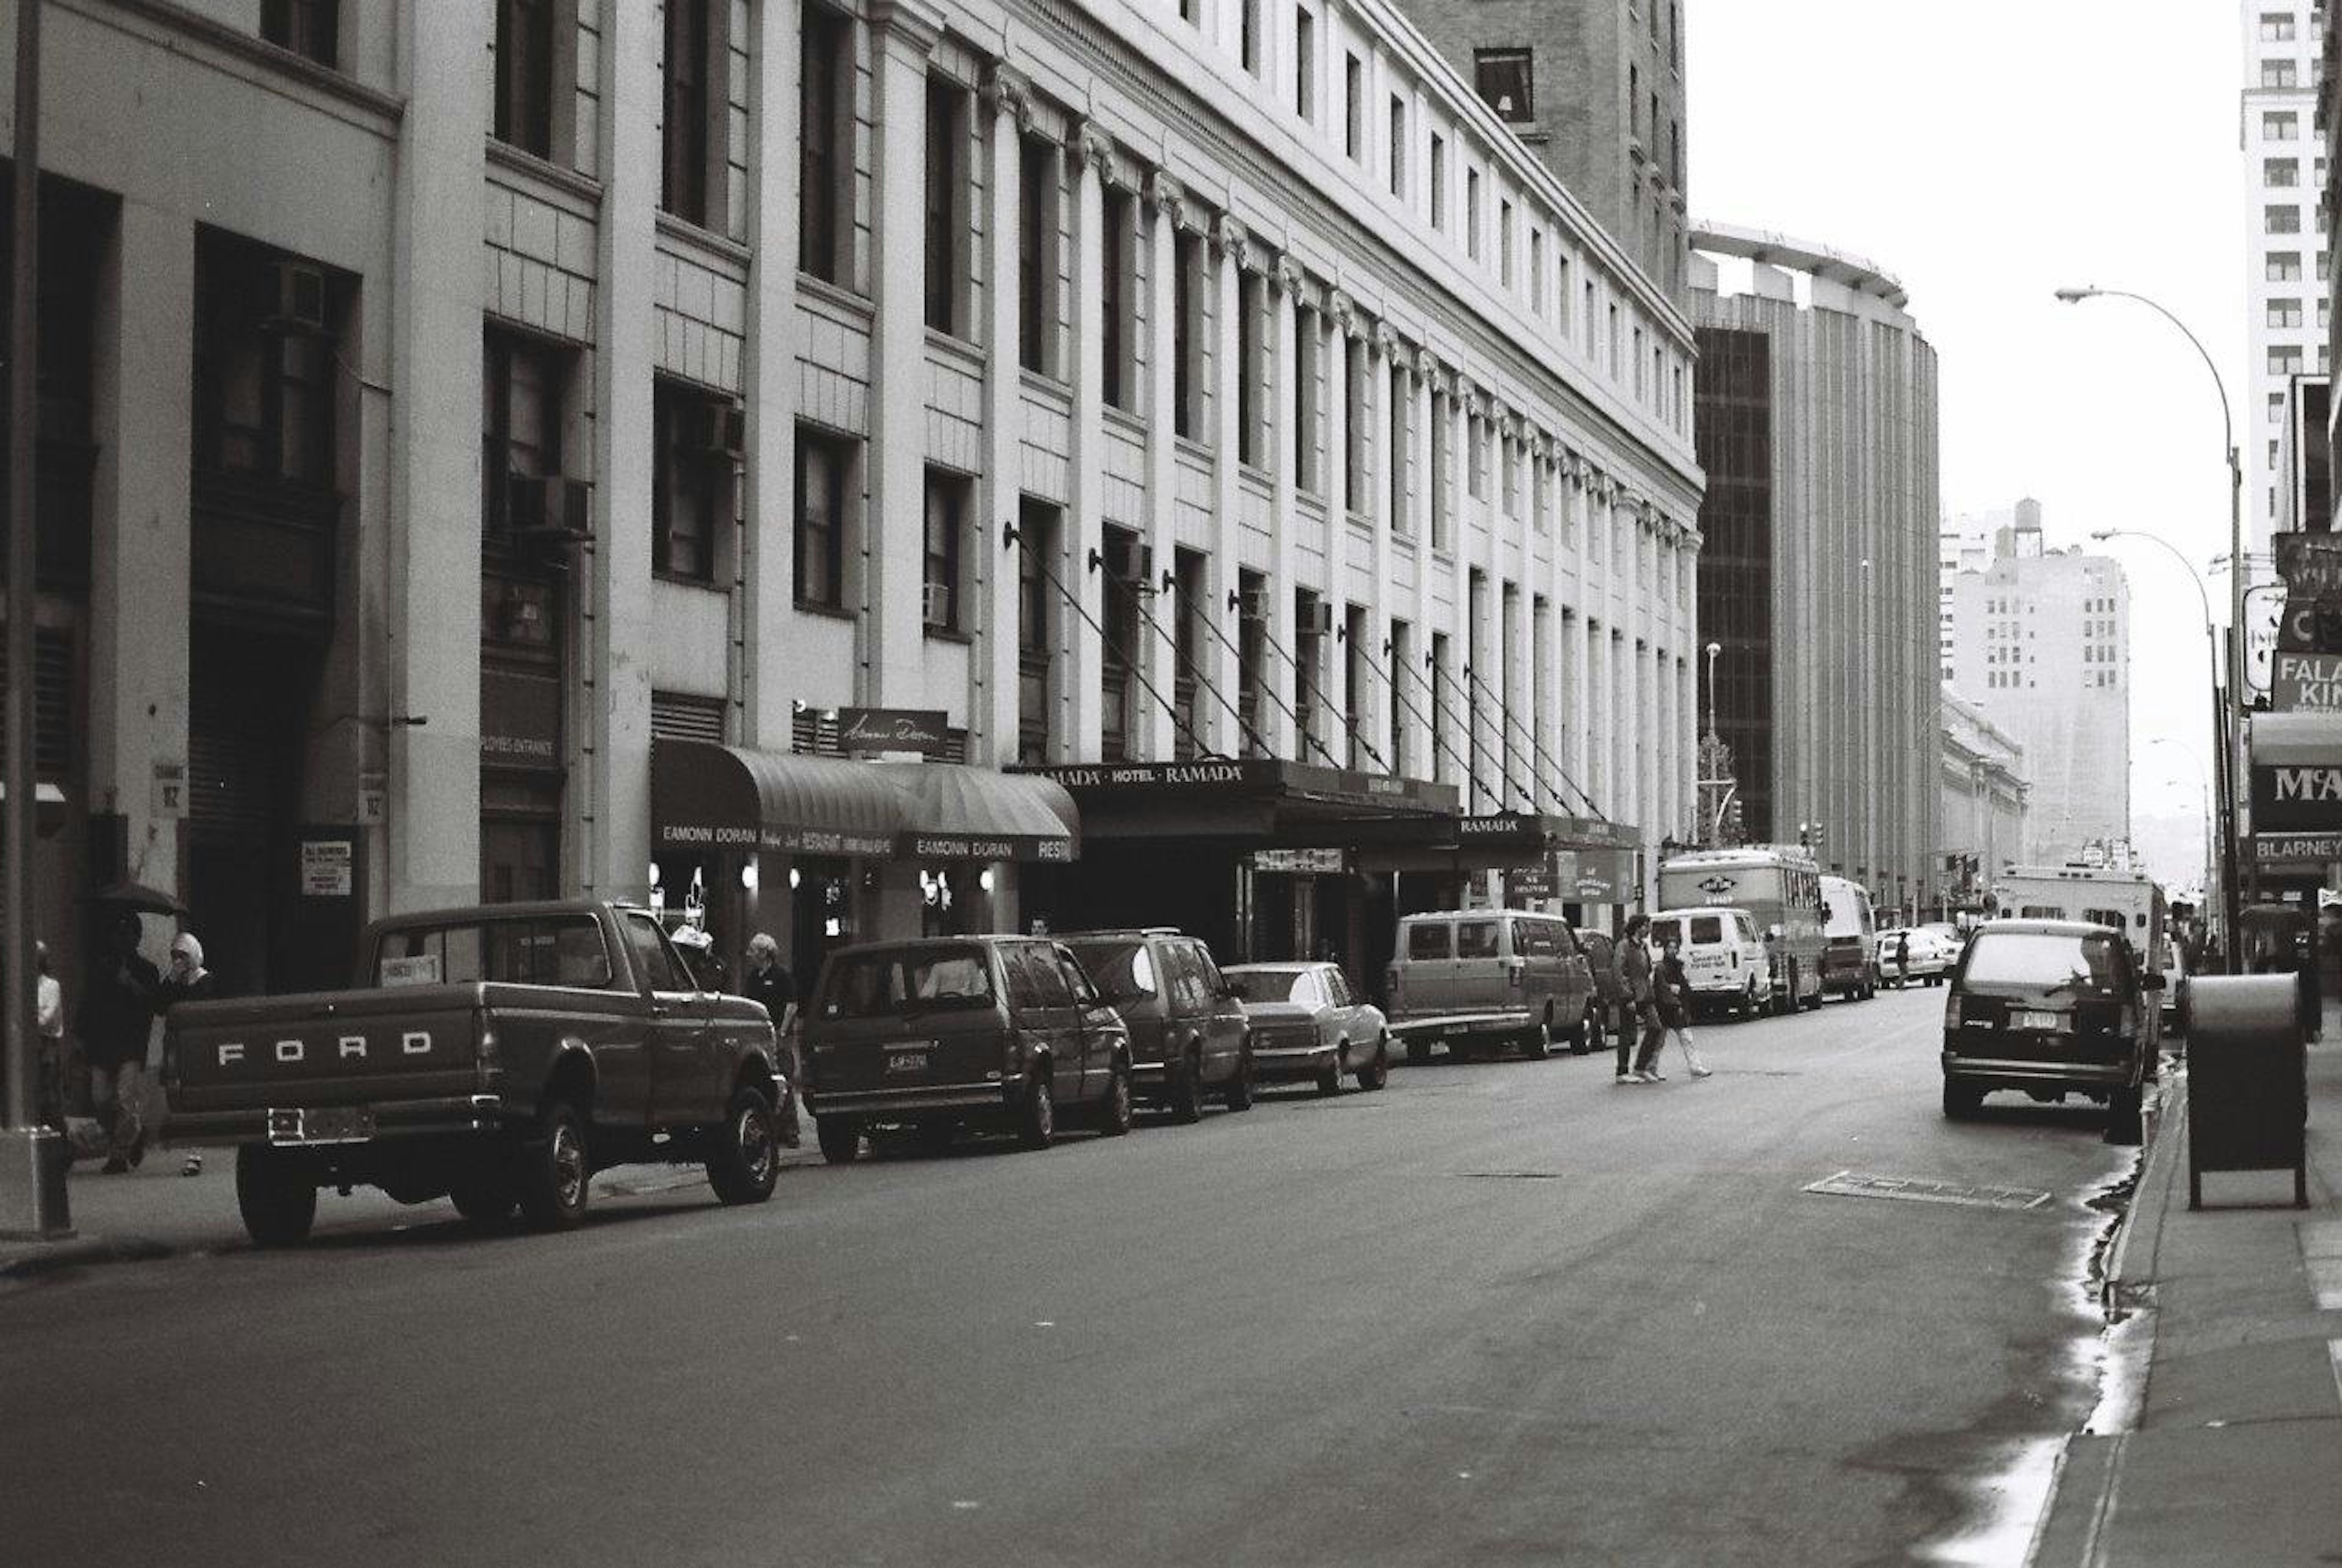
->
1059, 929, 1253, 1121
801, 937, 1133, 1162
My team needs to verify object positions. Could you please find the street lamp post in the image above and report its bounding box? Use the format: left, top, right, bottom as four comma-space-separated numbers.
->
2092, 527, 2229, 950
2058, 287, 2244, 972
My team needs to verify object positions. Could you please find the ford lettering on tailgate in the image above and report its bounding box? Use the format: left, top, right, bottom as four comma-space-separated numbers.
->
217, 1029, 437, 1067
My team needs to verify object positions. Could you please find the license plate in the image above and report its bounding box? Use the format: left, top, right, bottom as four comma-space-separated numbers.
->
267, 1106, 375, 1146
886, 1050, 929, 1075
2013, 1010, 2061, 1032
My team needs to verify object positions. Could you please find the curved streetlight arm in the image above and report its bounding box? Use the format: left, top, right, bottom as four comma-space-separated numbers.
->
2092, 528, 2213, 631
2059, 287, 2235, 462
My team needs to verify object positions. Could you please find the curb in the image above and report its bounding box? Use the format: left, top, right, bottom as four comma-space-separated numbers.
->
0, 1233, 176, 1285
2102, 1069, 2188, 1306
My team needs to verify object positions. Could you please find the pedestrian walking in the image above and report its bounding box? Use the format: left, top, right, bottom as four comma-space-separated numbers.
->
80, 911, 159, 1173
1889, 930, 1910, 989
34, 939, 66, 1129
159, 931, 221, 1010
1655, 934, 1712, 1079
1611, 915, 1667, 1084
744, 933, 802, 1149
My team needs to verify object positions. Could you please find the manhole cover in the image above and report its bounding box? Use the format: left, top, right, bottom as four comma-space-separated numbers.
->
1803, 1170, 2054, 1212
1458, 1171, 1567, 1181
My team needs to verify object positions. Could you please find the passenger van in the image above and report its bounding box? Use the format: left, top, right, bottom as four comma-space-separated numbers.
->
1818, 876, 1877, 1001
1649, 906, 1772, 1020
1385, 908, 1596, 1061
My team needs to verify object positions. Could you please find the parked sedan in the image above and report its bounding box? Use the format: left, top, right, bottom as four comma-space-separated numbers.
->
1223, 962, 1392, 1094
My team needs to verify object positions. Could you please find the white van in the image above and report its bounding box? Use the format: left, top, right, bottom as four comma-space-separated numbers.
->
1649, 906, 1772, 1020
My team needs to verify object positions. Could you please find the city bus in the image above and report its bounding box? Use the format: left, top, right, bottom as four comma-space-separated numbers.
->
1657, 845, 1828, 1013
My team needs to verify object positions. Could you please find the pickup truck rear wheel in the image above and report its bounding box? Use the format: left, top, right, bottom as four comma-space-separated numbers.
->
235, 1145, 317, 1247
447, 1171, 518, 1226
1358, 1038, 1391, 1092
706, 1086, 781, 1205
1315, 1048, 1344, 1095
515, 1100, 591, 1230
1169, 1051, 1206, 1123
1520, 1014, 1552, 1060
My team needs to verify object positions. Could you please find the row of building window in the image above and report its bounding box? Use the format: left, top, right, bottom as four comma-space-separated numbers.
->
2269, 343, 2333, 374
2267, 297, 2332, 329
2261, 156, 2329, 187
2264, 250, 2329, 281
2263, 203, 2329, 236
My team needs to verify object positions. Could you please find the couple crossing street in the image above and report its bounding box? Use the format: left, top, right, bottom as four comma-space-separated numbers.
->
1610, 914, 1712, 1084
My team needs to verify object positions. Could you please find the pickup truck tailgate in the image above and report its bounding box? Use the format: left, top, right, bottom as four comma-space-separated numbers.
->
168, 985, 486, 1114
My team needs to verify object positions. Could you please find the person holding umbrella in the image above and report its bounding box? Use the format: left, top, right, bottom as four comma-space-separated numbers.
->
81, 909, 159, 1172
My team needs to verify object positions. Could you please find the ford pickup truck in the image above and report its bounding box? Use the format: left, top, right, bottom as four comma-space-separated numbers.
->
164, 900, 786, 1245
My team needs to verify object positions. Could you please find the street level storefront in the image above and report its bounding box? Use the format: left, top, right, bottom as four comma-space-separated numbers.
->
1014, 759, 1459, 993
651, 740, 1078, 990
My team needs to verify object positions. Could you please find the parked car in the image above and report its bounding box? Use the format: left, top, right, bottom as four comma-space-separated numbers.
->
1578, 929, 1629, 1057
1649, 906, 1773, 1020
801, 936, 1134, 1161
1059, 929, 1253, 1120
1939, 918, 2163, 1144
163, 900, 787, 1245
1877, 926, 1958, 986
1223, 962, 1391, 1093
1819, 875, 1878, 1001
1386, 909, 1598, 1062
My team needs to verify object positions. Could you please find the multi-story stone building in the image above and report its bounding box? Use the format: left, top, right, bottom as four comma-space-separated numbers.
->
1943, 509, 2132, 865
1689, 226, 1943, 922
1938, 503, 2013, 682
2244, 0, 2330, 551
1939, 689, 2029, 912
3, 0, 1699, 996
1384, 0, 1689, 304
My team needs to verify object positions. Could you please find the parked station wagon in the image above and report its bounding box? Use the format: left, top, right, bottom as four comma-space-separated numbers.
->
1059, 929, 1253, 1120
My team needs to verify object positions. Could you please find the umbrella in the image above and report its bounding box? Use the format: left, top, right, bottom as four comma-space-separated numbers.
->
90, 881, 188, 917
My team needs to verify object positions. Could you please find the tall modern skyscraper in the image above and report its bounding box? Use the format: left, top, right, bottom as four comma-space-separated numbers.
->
1388, 0, 1691, 302
2243, 1, 2329, 552
1944, 509, 2132, 865
1690, 227, 1943, 918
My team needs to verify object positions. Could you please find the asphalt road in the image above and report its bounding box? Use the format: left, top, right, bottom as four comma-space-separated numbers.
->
0, 984, 2136, 1567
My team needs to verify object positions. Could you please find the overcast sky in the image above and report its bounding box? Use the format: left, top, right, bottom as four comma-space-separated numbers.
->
1688, 0, 2245, 890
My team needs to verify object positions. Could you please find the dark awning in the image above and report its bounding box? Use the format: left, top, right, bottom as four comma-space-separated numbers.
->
652, 742, 1081, 862
880, 762, 1079, 863
653, 740, 903, 857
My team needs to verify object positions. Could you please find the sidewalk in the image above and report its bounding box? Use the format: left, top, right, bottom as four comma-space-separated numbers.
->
2028, 1011, 2342, 1566
1, 1108, 825, 1288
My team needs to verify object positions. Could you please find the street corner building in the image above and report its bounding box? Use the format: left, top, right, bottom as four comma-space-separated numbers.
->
1687, 225, 1943, 920
1, 0, 1701, 995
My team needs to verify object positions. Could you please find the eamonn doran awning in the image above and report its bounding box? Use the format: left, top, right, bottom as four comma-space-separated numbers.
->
879, 762, 1078, 863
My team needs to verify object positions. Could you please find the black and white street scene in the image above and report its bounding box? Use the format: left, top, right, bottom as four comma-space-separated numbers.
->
2, 2, 2340, 1565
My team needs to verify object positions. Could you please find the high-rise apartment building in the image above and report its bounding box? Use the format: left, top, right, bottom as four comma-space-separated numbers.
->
1690, 227, 1943, 920
1387, 0, 1689, 302
2244, 1, 2330, 551
1944, 510, 2132, 864
1938, 503, 2015, 681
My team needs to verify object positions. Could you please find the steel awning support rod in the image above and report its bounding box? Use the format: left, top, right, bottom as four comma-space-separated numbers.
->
1181, 587, 1348, 771
1460, 660, 1601, 818
1359, 636, 1478, 795
1119, 565, 1275, 761
1248, 612, 1391, 773
1003, 523, 1216, 762
1426, 657, 1538, 812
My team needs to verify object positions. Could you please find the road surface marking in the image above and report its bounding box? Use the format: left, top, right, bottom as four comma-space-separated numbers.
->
1804, 1170, 2055, 1212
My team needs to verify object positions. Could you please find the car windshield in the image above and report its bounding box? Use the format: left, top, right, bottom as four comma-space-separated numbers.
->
1066, 940, 1156, 1004
1963, 932, 2127, 995
818, 946, 995, 1019
1226, 968, 1303, 1003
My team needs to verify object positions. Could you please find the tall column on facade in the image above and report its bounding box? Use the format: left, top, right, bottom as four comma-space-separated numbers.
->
88, 206, 194, 897
1363, 323, 1399, 770
1062, 126, 1114, 759
381, 2, 492, 908
1208, 220, 1249, 757
866, 0, 946, 711
976, 65, 1032, 765
587, 0, 661, 899
1322, 291, 1358, 765
1408, 351, 1436, 781
1139, 170, 1184, 760
743, 0, 804, 753
1266, 256, 1303, 759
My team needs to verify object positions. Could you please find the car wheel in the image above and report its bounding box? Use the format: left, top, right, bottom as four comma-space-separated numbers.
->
1941, 1080, 1983, 1120
235, 1145, 318, 1248
447, 1167, 518, 1226
1016, 1071, 1056, 1150
1521, 1013, 1552, 1060
1223, 1047, 1256, 1112
1315, 1047, 1344, 1095
705, 1084, 782, 1205
515, 1099, 591, 1231
1099, 1057, 1134, 1137
2104, 1086, 2144, 1147
815, 1116, 862, 1165
1567, 1003, 1592, 1054
1170, 1051, 1207, 1124
1359, 1039, 1392, 1091
1405, 1039, 1432, 1065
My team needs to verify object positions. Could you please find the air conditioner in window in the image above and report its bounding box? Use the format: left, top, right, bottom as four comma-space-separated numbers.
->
1236, 587, 1271, 621
263, 261, 329, 337
923, 582, 954, 625
507, 474, 595, 551
682, 401, 747, 461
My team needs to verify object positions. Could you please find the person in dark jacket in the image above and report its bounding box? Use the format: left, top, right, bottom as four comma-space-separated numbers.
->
81, 911, 159, 1172
1611, 915, 1667, 1084
1654, 934, 1712, 1078
743, 933, 801, 1149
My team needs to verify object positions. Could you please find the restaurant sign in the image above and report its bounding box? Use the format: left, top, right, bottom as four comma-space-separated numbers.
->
2274, 651, 2342, 712
2253, 831, 2342, 865
838, 707, 950, 756
2249, 762, 2342, 832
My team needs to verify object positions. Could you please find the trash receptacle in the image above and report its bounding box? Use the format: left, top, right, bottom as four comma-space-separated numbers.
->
2185, 973, 2308, 1209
